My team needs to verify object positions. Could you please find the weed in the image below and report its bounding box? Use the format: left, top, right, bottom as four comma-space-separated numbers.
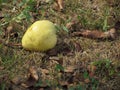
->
0, 0, 120, 89
62, 24, 69, 32
55, 64, 64, 72
83, 71, 99, 90
92, 59, 116, 77
69, 84, 86, 90
83, 71, 89, 79
102, 7, 110, 31
0, 83, 5, 90
12, 0, 36, 23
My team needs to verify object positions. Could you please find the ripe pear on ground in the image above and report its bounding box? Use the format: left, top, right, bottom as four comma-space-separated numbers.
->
22, 20, 57, 51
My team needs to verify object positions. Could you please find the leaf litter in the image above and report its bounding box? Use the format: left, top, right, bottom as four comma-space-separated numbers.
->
0, 0, 120, 90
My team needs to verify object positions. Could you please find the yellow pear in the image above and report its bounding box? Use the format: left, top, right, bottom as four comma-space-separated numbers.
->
22, 20, 57, 51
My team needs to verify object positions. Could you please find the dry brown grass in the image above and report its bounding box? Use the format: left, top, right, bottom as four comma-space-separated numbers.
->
0, 0, 120, 89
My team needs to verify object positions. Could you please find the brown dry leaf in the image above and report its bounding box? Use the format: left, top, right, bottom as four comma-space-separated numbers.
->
11, 76, 24, 85
87, 65, 97, 77
40, 69, 49, 74
66, 22, 74, 30
49, 57, 60, 61
72, 28, 117, 40
87, 65, 97, 72
5, 25, 13, 37
106, 0, 116, 6
59, 81, 68, 86
60, 42, 71, 55
102, 28, 116, 39
38, 88, 44, 90
10, 32, 18, 38
66, 15, 79, 29
0, 25, 22, 48
72, 41, 82, 52
0, 66, 4, 70
21, 76, 37, 88
6, 25, 19, 38
7, 25, 13, 33
20, 66, 39, 88
49, 57, 64, 65
0, 12, 4, 19
57, 0, 64, 10
72, 30, 103, 38
64, 66, 76, 73
54, 0, 64, 11
46, 48, 58, 56
84, 78, 90, 83
29, 66, 39, 81
53, 41, 71, 55
21, 83, 30, 88
4, 22, 22, 38
89, 72, 95, 78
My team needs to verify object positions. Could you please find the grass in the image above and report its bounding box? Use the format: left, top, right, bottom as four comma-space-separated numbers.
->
0, 0, 120, 90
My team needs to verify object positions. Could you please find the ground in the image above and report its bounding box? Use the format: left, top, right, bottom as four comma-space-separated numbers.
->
0, 0, 120, 90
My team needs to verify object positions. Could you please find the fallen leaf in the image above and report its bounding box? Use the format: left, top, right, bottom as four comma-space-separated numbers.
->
87, 65, 97, 77
57, 0, 64, 10
21, 83, 29, 88
72, 30, 103, 38
87, 65, 97, 72
53, 41, 71, 55
10, 32, 18, 38
49, 57, 60, 61
11, 76, 24, 85
64, 66, 76, 73
49, 57, 64, 65
84, 78, 90, 83
71, 28, 117, 40
72, 41, 82, 52
21, 76, 36, 88
46, 48, 58, 56
4, 25, 13, 38
89, 72, 95, 77
4, 22, 22, 38
0, 27, 22, 48
54, 0, 64, 11
40, 69, 49, 74
7, 25, 13, 33
66, 15, 80, 32
106, 0, 116, 6
29, 66, 39, 81
39, 0, 52, 5
0, 12, 4, 19
102, 28, 116, 39
38, 88, 44, 90
59, 81, 68, 86
0, 66, 4, 70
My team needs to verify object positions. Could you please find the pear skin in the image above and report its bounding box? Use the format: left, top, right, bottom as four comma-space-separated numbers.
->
22, 20, 57, 51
